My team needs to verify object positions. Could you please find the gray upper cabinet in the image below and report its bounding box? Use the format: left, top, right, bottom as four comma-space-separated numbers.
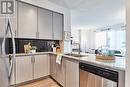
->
53, 12, 63, 40
17, 1, 63, 40
18, 2, 37, 38
38, 8, 53, 39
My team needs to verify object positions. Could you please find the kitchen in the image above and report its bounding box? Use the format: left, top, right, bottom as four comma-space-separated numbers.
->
0, 0, 129, 87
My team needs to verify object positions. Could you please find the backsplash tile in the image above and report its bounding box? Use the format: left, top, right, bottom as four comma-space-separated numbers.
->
7, 38, 59, 53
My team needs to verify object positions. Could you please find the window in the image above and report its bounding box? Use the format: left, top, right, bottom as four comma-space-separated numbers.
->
96, 31, 106, 48
96, 28, 126, 56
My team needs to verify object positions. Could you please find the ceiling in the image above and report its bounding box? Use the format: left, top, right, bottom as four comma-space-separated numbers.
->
48, 0, 125, 29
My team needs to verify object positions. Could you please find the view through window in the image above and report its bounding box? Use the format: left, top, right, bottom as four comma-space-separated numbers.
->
95, 25, 126, 56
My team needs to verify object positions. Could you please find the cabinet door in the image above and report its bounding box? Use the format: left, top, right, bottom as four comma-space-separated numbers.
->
66, 59, 79, 87
50, 55, 66, 87
38, 8, 53, 39
56, 58, 66, 87
34, 55, 50, 79
18, 2, 37, 38
53, 12, 63, 40
16, 56, 33, 84
50, 54, 57, 80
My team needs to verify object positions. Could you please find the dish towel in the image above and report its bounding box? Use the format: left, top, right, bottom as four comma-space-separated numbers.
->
56, 54, 63, 64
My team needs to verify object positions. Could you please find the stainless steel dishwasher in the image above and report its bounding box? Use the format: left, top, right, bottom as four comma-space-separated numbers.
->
79, 62, 118, 87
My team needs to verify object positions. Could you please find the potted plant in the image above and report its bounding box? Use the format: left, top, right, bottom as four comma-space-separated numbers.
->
30, 46, 37, 53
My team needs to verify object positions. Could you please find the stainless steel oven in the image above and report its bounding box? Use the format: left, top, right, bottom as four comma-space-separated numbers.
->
79, 62, 118, 87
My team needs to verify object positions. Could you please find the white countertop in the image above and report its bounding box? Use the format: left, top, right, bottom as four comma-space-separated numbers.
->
62, 53, 125, 71
79, 54, 125, 71
12, 52, 126, 71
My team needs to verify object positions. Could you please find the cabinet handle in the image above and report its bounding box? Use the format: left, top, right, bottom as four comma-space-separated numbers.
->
31, 56, 34, 64
36, 32, 39, 39
34, 56, 35, 63
31, 56, 35, 63
31, 56, 33, 64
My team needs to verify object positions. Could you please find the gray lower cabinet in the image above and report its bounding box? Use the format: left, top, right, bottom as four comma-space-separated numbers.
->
50, 54, 66, 87
50, 55, 79, 87
56, 58, 66, 87
15, 55, 49, 84
50, 54, 57, 80
38, 8, 53, 39
34, 55, 50, 79
18, 2, 37, 38
65, 58, 79, 87
16, 56, 33, 84
14, 54, 79, 87
53, 12, 63, 40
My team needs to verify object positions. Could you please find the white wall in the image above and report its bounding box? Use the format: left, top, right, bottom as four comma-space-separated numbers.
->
20, 0, 71, 53
126, 0, 130, 86
71, 29, 80, 43
81, 30, 95, 52
71, 29, 95, 52
70, 0, 125, 30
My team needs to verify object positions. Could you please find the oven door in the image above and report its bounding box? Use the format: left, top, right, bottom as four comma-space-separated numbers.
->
80, 69, 117, 87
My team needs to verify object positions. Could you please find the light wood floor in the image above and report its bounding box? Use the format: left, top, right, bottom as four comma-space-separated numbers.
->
18, 78, 60, 87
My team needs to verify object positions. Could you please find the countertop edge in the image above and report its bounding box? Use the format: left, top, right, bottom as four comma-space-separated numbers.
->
10, 52, 125, 71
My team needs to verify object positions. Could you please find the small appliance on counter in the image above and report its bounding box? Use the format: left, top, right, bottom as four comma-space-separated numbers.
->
29, 46, 37, 53
24, 42, 37, 53
52, 44, 61, 53
52, 44, 56, 52
56, 46, 61, 54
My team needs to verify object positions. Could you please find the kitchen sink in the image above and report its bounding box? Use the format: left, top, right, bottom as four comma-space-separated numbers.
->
65, 53, 87, 57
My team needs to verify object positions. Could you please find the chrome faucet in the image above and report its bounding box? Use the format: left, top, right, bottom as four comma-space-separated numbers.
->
71, 43, 81, 55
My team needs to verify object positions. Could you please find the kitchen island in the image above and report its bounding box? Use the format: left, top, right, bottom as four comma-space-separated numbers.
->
61, 53, 125, 87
